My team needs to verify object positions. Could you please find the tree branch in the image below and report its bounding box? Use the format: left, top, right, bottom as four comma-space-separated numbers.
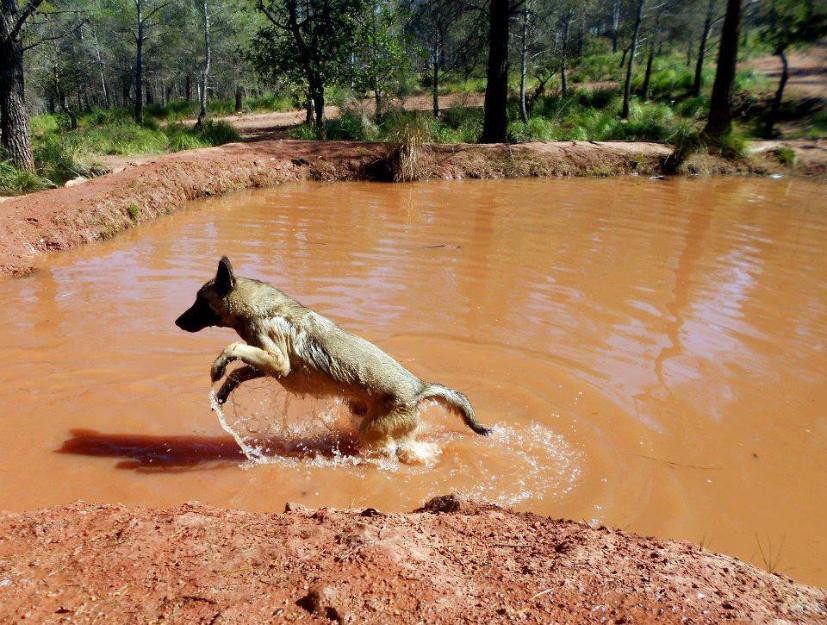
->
6, 0, 46, 43
142, 1, 171, 23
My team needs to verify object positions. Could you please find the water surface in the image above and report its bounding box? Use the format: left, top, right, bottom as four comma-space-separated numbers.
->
1, 177, 825, 586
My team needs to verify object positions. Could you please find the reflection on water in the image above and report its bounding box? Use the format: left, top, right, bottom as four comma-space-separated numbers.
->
1, 177, 826, 586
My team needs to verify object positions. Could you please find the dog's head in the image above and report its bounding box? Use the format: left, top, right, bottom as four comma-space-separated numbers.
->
175, 256, 236, 333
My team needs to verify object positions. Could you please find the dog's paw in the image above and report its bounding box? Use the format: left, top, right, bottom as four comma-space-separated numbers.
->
210, 356, 229, 383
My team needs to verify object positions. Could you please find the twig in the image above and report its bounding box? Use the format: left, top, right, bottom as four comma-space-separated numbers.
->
638, 454, 723, 470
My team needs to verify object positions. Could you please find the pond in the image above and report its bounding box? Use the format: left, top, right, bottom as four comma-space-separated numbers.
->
1, 177, 825, 586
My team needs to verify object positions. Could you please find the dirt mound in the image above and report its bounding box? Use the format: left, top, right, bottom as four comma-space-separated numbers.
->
0, 497, 824, 624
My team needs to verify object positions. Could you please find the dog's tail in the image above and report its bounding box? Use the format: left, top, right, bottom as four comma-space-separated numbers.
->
416, 383, 492, 436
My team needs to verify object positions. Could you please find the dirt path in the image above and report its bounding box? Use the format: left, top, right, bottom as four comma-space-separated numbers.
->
0, 496, 823, 625
747, 41, 827, 101
176, 92, 486, 143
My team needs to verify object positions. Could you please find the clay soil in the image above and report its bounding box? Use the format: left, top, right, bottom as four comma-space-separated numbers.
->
0, 496, 824, 625
0, 138, 675, 278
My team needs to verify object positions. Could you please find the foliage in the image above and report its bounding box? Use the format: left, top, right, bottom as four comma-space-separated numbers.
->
757, 0, 827, 55
0, 161, 52, 196
351, 0, 411, 115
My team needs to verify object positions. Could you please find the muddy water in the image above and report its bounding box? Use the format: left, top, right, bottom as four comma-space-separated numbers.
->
1, 178, 826, 586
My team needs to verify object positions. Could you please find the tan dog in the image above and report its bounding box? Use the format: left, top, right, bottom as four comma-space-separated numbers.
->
175, 257, 490, 461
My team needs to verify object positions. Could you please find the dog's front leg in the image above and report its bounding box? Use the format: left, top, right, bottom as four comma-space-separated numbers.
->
211, 342, 291, 382
215, 365, 266, 404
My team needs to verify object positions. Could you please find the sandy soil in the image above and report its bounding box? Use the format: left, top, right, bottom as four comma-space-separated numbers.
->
0, 496, 824, 625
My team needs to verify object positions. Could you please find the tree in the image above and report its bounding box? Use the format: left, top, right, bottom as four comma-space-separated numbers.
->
195, 0, 210, 127
621, 0, 644, 119
557, 3, 573, 99
517, 0, 531, 121
255, 0, 365, 138
759, 0, 827, 137
404, 0, 473, 119
703, 0, 741, 139
640, 1, 665, 101
131, 0, 172, 124
352, 0, 408, 120
0, 0, 45, 171
481, 0, 520, 143
692, 0, 716, 97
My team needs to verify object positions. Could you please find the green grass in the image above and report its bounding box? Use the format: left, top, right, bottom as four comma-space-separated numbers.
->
0, 160, 52, 195
774, 146, 796, 165
147, 92, 295, 121
0, 109, 243, 195
508, 89, 684, 143
287, 106, 483, 144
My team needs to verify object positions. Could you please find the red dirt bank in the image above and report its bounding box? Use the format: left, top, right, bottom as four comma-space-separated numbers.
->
0, 136, 821, 279
0, 496, 824, 625
0, 138, 676, 278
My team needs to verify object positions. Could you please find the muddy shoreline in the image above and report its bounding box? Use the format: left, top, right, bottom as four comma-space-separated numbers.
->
0, 496, 824, 624
1, 138, 822, 279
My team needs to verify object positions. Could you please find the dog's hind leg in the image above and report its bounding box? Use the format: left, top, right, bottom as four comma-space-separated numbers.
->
359, 405, 422, 462
215, 365, 265, 404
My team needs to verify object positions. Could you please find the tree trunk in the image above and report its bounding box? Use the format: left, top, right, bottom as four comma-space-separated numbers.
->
619, 45, 628, 68
0, 20, 35, 171
481, 0, 510, 143
611, 0, 620, 53
693, 0, 714, 97
92, 30, 110, 109
621, 0, 644, 119
528, 74, 550, 113
185, 74, 192, 101
704, 0, 742, 139
196, 0, 210, 128
686, 38, 693, 67
642, 43, 655, 100
58, 87, 77, 130
763, 48, 787, 138
305, 92, 313, 124
432, 36, 440, 118
235, 84, 242, 113
519, 6, 529, 122
560, 12, 570, 98
134, 0, 144, 124
121, 77, 130, 106
641, 9, 661, 100
374, 88, 382, 120
311, 80, 325, 139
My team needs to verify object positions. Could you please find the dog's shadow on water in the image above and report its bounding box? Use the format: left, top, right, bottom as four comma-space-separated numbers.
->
57, 429, 361, 473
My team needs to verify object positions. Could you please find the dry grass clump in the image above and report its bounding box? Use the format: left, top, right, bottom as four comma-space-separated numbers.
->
384, 115, 433, 182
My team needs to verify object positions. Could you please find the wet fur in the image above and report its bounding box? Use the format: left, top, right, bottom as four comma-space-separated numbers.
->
176, 257, 490, 462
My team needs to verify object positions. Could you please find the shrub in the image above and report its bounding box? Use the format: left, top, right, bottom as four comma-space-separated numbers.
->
773, 146, 796, 165
384, 114, 433, 181
0, 160, 52, 195
33, 135, 82, 182
163, 120, 240, 152
196, 120, 241, 145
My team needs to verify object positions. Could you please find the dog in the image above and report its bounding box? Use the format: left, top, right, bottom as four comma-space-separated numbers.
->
175, 257, 491, 462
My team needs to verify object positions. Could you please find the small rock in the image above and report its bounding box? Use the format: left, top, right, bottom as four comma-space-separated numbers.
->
283, 502, 309, 513
65, 176, 88, 187
417, 494, 463, 514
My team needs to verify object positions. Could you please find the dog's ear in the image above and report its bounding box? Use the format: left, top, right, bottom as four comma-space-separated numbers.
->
215, 256, 236, 297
